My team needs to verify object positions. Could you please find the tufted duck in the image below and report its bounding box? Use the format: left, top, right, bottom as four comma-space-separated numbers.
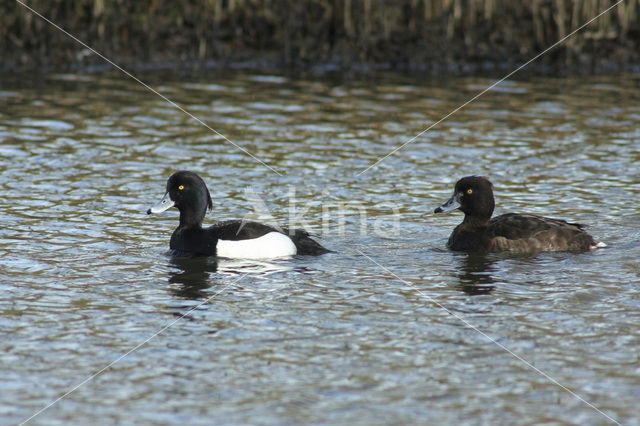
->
147, 171, 330, 258
434, 176, 605, 253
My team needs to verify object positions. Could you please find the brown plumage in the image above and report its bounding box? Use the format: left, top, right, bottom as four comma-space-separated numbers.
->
434, 176, 603, 254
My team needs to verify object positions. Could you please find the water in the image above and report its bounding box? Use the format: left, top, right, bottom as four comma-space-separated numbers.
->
1, 71, 639, 425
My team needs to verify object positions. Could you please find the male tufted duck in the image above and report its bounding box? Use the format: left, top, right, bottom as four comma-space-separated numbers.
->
434, 176, 605, 253
147, 171, 330, 258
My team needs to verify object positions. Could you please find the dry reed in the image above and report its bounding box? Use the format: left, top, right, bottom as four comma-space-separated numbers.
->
1, 0, 638, 72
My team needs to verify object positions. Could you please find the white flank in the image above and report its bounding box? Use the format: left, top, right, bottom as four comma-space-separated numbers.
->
216, 232, 297, 259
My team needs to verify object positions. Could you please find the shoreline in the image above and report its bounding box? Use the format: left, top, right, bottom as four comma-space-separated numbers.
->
3, 54, 640, 79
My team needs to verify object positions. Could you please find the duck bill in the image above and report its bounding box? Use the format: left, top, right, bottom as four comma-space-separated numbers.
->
147, 192, 175, 214
434, 193, 460, 214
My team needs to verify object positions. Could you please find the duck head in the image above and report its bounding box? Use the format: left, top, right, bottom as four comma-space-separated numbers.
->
434, 176, 495, 221
147, 171, 213, 226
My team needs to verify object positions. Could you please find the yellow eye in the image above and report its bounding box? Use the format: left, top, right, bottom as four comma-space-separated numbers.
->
178, 185, 184, 190
466, 188, 473, 195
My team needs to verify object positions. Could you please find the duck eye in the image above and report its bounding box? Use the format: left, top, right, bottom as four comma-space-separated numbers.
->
178, 185, 184, 190
466, 189, 473, 195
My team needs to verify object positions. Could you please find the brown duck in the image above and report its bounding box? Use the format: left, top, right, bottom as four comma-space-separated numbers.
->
434, 176, 605, 253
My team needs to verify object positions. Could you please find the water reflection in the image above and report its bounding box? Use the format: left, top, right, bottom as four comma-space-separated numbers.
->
216, 258, 299, 277
168, 256, 218, 299
167, 254, 304, 299
455, 253, 496, 294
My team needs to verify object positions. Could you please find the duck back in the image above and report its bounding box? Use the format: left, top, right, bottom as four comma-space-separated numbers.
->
487, 213, 596, 253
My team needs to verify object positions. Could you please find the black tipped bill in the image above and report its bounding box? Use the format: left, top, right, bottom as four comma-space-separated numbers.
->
147, 192, 175, 214
434, 193, 460, 214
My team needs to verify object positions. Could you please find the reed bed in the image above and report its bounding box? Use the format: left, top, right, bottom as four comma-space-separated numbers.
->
2, 0, 638, 72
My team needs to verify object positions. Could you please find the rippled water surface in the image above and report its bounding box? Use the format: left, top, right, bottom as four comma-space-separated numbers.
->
1, 71, 639, 425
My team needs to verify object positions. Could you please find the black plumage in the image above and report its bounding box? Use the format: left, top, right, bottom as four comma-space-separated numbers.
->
148, 171, 330, 257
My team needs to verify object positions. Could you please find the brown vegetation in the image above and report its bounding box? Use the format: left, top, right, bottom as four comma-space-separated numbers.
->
2, 0, 638, 73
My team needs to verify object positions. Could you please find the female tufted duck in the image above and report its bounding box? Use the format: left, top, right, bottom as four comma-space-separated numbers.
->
434, 176, 605, 253
147, 171, 330, 258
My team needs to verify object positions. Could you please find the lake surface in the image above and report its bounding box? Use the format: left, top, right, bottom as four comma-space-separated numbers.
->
1, 71, 639, 425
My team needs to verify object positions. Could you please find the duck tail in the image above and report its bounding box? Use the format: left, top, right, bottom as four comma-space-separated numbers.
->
283, 228, 333, 255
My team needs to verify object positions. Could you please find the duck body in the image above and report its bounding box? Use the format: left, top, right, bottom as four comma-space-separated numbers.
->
447, 213, 597, 253
435, 176, 602, 254
148, 171, 330, 259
